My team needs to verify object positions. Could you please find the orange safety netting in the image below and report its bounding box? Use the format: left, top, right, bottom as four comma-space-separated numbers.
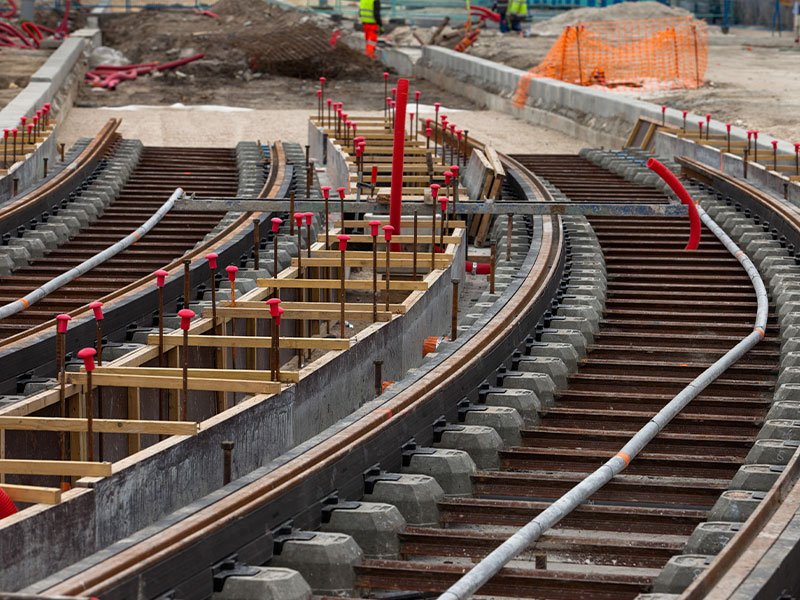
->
512, 16, 708, 107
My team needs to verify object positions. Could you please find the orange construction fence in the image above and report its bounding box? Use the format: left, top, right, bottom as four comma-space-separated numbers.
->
513, 16, 708, 107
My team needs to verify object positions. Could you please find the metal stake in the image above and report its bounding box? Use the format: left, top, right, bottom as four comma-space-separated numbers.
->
451, 278, 460, 341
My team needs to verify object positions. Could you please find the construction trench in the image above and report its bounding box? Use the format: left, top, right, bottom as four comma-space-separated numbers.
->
3, 1, 800, 599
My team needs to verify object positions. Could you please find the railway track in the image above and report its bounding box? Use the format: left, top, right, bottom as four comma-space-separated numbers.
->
0, 146, 234, 340
5, 132, 797, 598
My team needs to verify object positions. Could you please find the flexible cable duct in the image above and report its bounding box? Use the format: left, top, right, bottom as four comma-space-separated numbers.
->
0, 487, 17, 518
437, 203, 769, 600
0, 188, 184, 319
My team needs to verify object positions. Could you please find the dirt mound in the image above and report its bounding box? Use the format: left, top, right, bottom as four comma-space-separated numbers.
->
100, 0, 382, 81
531, 1, 695, 36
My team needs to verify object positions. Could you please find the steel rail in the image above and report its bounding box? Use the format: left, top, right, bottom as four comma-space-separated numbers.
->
43, 158, 562, 597
0, 142, 288, 350
0, 188, 184, 318
437, 176, 770, 600
0, 119, 121, 236
671, 157, 800, 600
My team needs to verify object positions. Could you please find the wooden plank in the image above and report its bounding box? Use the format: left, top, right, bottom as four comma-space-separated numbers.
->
484, 146, 506, 177
1, 483, 62, 505
311, 249, 453, 263
220, 301, 407, 315
208, 306, 392, 322
475, 214, 492, 247
67, 373, 282, 394
0, 459, 112, 477
464, 148, 493, 201
0, 416, 199, 436
337, 219, 465, 229
148, 334, 352, 351
291, 257, 450, 269
256, 278, 428, 291
318, 233, 460, 245
91, 367, 300, 385
127, 387, 141, 454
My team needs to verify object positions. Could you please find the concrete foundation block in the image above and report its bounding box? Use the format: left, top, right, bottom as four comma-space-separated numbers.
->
745, 440, 800, 465
464, 406, 523, 447
269, 532, 362, 596
102, 342, 142, 361
728, 464, 783, 492
320, 502, 405, 559
707, 490, 764, 522
757, 419, 800, 441
501, 371, 556, 407
684, 522, 739, 555
0, 253, 14, 275
214, 566, 311, 600
540, 328, 588, 358
483, 388, 541, 425
550, 316, 593, 344
557, 306, 600, 331
651, 554, 713, 594
563, 293, 604, 314
438, 425, 503, 470
516, 356, 568, 391
525, 342, 580, 373
766, 400, 800, 421
403, 448, 476, 497
364, 474, 444, 526
565, 284, 605, 303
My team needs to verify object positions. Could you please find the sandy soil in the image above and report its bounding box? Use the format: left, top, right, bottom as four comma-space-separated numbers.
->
0, 47, 51, 111
59, 106, 584, 155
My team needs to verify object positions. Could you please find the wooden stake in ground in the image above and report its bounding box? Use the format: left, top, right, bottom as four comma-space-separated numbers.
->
77, 348, 97, 462
266, 298, 282, 380
177, 309, 195, 421
382, 226, 395, 312
369, 221, 381, 322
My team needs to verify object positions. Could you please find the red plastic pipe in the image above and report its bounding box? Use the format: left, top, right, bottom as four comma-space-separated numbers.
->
646, 157, 700, 250
93, 62, 158, 71
55, 0, 71, 35
0, 0, 17, 19
156, 53, 204, 71
389, 78, 409, 248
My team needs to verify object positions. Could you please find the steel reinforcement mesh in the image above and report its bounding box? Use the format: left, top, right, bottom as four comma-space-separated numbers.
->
513, 16, 708, 106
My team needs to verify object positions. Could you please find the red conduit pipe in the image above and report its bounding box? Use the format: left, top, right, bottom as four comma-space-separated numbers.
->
389, 78, 409, 249
156, 53, 204, 71
646, 157, 701, 250
94, 62, 158, 71
0, 22, 32, 47
465, 261, 491, 275
56, 0, 71, 35
0, 487, 18, 519
20, 22, 40, 47
0, 0, 17, 19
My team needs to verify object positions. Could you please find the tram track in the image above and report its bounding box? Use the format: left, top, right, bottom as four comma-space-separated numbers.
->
5, 141, 799, 599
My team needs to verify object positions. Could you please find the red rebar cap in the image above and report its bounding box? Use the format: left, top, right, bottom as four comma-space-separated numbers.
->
37, 109, 42, 118
415, 90, 420, 99
19, 116, 26, 126
342, 112, 348, 121
304, 212, 314, 225
338, 233, 350, 251
43, 102, 50, 110
753, 130, 759, 138
27, 125, 33, 133
391, 87, 396, 96
89, 301, 104, 321
321, 185, 331, 199
450, 165, 459, 175
177, 308, 195, 331
698, 121, 703, 129
409, 112, 414, 120
352, 123, 357, 133
386, 97, 392, 105
382, 225, 394, 242
11, 128, 17, 137
706, 113, 711, 120
426, 118, 432, 126
2, 129, 8, 138
682, 110, 688, 117
327, 98, 332, 106
661, 105, 666, 112
77, 347, 97, 372
271, 216, 282, 232
383, 72, 389, 80
747, 130, 753, 138
317, 90, 322, 98
449, 124, 456, 132
439, 196, 448, 211
320, 76, 326, 84
226, 265, 238, 281
337, 187, 346, 200
205, 252, 218, 269
425, 128, 432, 137
430, 183, 440, 198
795, 143, 800, 152
369, 220, 381, 236
434, 102, 441, 109
441, 114, 448, 124
56, 313, 71, 334
155, 269, 169, 287
444, 171, 452, 184
354, 136, 365, 143
726, 123, 731, 131
456, 129, 462, 139
32, 116, 38, 124
276, 306, 284, 325
266, 297, 281, 316
772, 140, 779, 150
293, 212, 304, 226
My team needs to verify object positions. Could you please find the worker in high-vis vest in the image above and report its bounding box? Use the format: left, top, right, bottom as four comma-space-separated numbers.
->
506, 0, 526, 32
360, 0, 382, 58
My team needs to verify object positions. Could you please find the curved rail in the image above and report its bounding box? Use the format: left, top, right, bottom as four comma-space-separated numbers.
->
0, 119, 121, 237
0, 188, 184, 318
43, 157, 563, 597
438, 195, 769, 600
0, 141, 288, 350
